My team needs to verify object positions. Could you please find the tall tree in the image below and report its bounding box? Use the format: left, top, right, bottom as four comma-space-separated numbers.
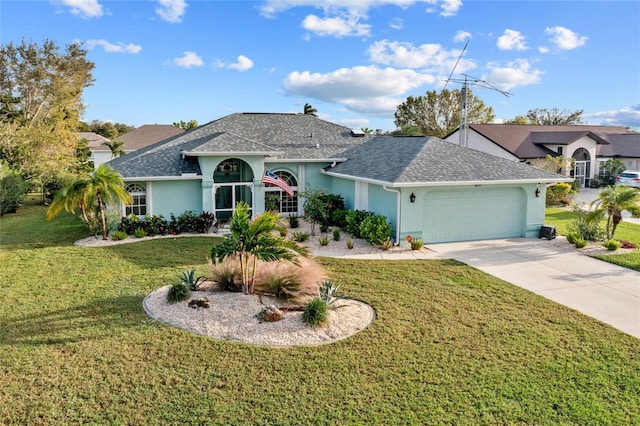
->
210, 201, 309, 295
83, 120, 134, 139
173, 120, 198, 131
47, 164, 131, 239
503, 115, 530, 124
525, 107, 583, 125
590, 185, 640, 240
303, 103, 318, 116
0, 39, 95, 184
394, 88, 495, 138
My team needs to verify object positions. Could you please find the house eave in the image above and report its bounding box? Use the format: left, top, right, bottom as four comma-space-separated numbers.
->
267, 158, 348, 163
181, 151, 284, 157
122, 175, 203, 181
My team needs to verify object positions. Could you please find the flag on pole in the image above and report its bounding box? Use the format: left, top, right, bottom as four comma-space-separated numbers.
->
262, 170, 294, 196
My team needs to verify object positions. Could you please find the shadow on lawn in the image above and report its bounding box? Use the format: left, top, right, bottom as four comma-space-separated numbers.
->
2, 294, 148, 346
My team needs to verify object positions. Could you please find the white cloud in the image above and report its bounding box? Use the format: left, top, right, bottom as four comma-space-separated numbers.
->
156, 0, 188, 23
85, 39, 142, 53
367, 40, 475, 74
583, 105, 640, 128
302, 14, 371, 37
483, 59, 543, 91
389, 17, 403, 30
228, 55, 254, 72
173, 51, 203, 68
259, 1, 462, 38
453, 30, 472, 43
438, 0, 462, 17
497, 29, 528, 51
283, 65, 435, 115
57, 0, 103, 18
545, 26, 587, 50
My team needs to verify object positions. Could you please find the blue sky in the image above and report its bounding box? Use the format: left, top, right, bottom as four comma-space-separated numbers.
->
2, 0, 639, 131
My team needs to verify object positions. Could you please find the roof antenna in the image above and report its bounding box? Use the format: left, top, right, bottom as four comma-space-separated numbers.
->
443, 41, 512, 147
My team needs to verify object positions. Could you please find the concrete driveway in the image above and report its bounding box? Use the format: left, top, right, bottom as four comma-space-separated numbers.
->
427, 238, 640, 339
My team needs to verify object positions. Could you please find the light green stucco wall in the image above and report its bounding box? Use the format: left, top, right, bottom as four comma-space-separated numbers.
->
368, 184, 398, 236
328, 176, 356, 209
150, 180, 202, 218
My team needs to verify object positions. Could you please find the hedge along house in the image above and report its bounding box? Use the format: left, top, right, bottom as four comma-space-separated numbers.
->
107, 113, 571, 244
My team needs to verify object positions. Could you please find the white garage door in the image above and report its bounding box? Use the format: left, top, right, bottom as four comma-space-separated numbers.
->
423, 187, 525, 243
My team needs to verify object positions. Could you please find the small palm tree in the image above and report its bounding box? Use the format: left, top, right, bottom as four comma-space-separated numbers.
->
47, 164, 132, 239
210, 201, 309, 294
303, 103, 317, 116
590, 185, 640, 239
105, 140, 125, 158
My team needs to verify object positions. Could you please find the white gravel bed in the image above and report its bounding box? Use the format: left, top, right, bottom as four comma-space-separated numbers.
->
143, 287, 376, 347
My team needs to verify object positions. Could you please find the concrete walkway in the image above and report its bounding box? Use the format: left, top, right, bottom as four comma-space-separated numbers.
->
321, 238, 639, 339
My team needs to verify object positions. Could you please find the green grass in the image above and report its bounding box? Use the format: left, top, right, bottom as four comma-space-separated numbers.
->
545, 207, 640, 271
1, 205, 639, 424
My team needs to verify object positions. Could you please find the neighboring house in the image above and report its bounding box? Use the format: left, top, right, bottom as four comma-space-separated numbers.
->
115, 124, 185, 153
108, 113, 570, 244
77, 132, 112, 168
445, 124, 640, 187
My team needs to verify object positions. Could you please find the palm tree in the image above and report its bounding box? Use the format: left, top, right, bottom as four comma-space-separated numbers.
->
590, 185, 640, 240
47, 164, 132, 239
210, 201, 309, 294
104, 140, 125, 158
303, 103, 317, 116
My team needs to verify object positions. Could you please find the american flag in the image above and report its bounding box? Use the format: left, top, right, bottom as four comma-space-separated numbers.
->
262, 170, 294, 196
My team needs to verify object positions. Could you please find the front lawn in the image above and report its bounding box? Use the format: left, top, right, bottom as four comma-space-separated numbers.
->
545, 207, 640, 271
1, 205, 639, 424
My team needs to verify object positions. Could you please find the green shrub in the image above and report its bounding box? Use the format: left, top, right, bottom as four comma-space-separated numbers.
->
565, 232, 579, 245
603, 240, 621, 251
332, 228, 340, 241
346, 238, 354, 249
110, 230, 128, 241
133, 227, 147, 238
331, 209, 349, 229
179, 268, 208, 291
567, 206, 605, 242
166, 282, 191, 303
302, 297, 328, 326
200, 211, 216, 233
144, 214, 168, 236
0, 165, 27, 215
319, 223, 329, 233
359, 214, 392, 245
410, 239, 424, 250
288, 214, 300, 228
574, 238, 588, 249
118, 214, 140, 235
318, 235, 329, 246
346, 210, 372, 238
546, 183, 575, 206
292, 231, 310, 242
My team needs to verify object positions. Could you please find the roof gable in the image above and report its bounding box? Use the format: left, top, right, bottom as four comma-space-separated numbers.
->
469, 124, 633, 159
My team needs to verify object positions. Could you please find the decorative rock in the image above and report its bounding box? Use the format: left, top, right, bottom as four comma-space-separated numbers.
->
256, 305, 283, 323
188, 297, 211, 309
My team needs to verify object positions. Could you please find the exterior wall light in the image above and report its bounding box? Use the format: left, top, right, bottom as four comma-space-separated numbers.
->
410, 192, 416, 203
535, 187, 540, 198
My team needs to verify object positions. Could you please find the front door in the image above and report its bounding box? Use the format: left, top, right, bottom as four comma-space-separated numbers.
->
574, 161, 586, 188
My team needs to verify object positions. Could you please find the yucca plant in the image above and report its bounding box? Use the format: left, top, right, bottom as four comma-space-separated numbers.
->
318, 235, 329, 246
345, 238, 354, 249
179, 268, 208, 291
292, 231, 310, 242
318, 280, 345, 307
410, 238, 424, 250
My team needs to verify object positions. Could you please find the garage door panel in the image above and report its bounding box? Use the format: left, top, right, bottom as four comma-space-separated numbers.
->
423, 188, 524, 243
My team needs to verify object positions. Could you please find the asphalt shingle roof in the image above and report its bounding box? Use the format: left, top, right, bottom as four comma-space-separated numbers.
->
328, 137, 568, 184
115, 125, 185, 151
467, 124, 634, 159
109, 113, 568, 184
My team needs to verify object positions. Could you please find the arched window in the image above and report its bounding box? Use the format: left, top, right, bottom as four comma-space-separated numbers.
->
264, 170, 298, 213
125, 183, 147, 216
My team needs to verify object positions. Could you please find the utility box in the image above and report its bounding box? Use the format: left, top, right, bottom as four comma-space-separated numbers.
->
539, 225, 556, 240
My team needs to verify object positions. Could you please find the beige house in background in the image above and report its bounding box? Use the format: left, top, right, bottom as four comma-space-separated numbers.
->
445, 124, 640, 187
79, 125, 185, 169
